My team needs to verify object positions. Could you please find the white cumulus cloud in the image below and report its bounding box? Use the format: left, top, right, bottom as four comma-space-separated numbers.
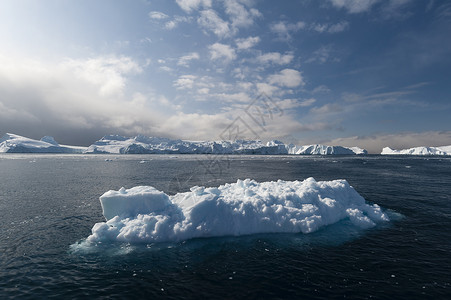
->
270, 21, 306, 39
149, 11, 169, 20
224, 0, 262, 29
165, 16, 192, 30
173, 75, 198, 89
198, 9, 232, 37
177, 52, 200, 67
208, 43, 237, 61
268, 69, 304, 88
257, 52, 294, 65
61, 56, 142, 97
235, 36, 260, 50
176, 0, 212, 13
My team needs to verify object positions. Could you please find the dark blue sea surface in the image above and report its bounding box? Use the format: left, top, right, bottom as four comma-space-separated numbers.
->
0, 154, 450, 299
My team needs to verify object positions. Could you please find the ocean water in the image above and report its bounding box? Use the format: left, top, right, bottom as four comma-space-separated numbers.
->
0, 154, 450, 299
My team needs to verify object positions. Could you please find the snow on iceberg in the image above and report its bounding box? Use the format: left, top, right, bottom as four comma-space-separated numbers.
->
0, 133, 86, 153
85, 178, 389, 244
85, 134, 366, 155
381, 146, 451, 156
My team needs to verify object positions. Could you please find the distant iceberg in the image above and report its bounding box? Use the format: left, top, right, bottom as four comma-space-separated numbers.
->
287, 144, 367, 155
85, 178, 389, 244
0, 133, 86, 153
0, 132, 368, 155
381, 146, 451, 156
85, 134, 367, 155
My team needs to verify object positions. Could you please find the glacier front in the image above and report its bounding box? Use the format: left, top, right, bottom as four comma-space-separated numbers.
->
84, 178, 389, 244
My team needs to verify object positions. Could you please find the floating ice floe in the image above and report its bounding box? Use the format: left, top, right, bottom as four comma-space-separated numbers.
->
85, 178, 389, 244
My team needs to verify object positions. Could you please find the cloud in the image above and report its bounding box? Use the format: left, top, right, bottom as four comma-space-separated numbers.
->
341, 89, 422, 106
176, 0, 212, 13
197, 87, 210, 94
256, 83, 279, 96
310, 21, 350, 33
173, 75, 217, 94
329, 0, 380, 13
149, 11, 169, 20
305, 45, 337, 64
328, 21, 350, 33
208, 43, 237, 61
212, 92, 251, 103
165, 16, 192, 29
173, 75, 198, 89
177, 52, 200, 67
0, 54, 168, 144
159, 66, 173, 72
310, 103, 343, 115
148, 11, 192, 30
327, 131, 451, 154
235, 36, 260, 50
194, 2, 261, 38
276, 98, 316, 109
256, 52, 294, 65
0, 54, 323, 145
270, 21, 306, 39
342, 92, 362, 103
382, 0, 414, 19
198, 9, 231, 37
312, 85, 331, 94
329, 0, 413, 15
268, 69, 304, 88
299, 98, 317, 107
61, 56, 142, 97
224, 0, 262, 29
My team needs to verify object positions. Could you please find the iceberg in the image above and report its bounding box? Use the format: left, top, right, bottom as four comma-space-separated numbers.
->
0, 133, 86, 153
85, 134, 367, 155
288, 144, 367, 155
0, 132, 368, 155
381, 146, 451, 156
85, 178, 389, 244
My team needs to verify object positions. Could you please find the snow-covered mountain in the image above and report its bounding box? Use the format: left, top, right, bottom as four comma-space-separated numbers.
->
381, 146, 451, 156
0, 133, 86, 153
85, 134, 367, 155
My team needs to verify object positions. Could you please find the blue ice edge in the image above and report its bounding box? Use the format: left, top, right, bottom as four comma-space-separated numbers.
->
71, 178, 401, 255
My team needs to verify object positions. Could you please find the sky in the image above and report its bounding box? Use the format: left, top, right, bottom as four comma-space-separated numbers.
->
0, 0, 450, 153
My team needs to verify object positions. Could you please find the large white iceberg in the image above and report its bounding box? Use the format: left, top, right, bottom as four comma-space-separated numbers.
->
85, 178, 389, 244
381, 146, 451, 156
0, 133, 86, 153
0, 132, 368, 155
85, 134, 367, 155
287, 144, 367, 155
